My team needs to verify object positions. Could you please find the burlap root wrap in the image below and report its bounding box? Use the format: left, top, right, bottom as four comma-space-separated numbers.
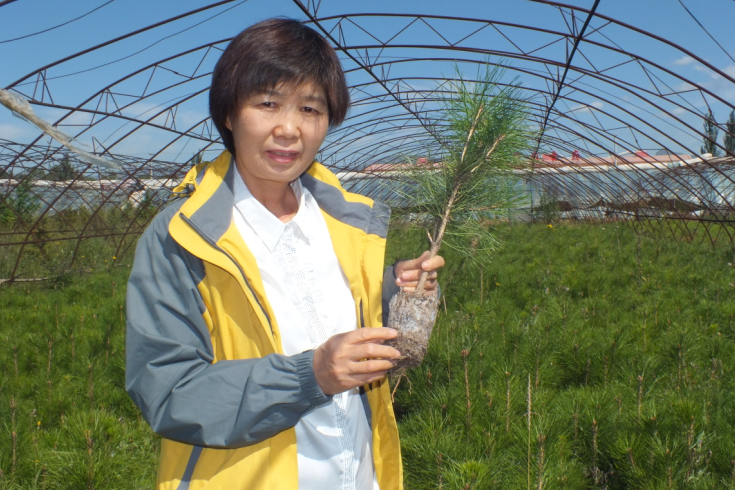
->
385, 289, 439, 369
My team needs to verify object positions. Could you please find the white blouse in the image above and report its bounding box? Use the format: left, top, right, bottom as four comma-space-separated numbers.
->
232, 170, 379, 490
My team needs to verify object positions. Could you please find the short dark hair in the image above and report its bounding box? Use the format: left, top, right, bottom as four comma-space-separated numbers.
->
209, 18, 350, 157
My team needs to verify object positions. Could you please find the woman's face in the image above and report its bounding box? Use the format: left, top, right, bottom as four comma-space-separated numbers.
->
227, 81, 329, 191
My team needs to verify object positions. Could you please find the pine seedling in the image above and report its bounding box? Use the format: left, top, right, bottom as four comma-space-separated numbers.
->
527, 374, 533, 490
386, 64, 533, 369
47, 339, 53, 379
10, 398, 17, 476
398, 64, 532, 284
87, 364, 94, 409
506, 371, 512, 433
461, 348, 472, 437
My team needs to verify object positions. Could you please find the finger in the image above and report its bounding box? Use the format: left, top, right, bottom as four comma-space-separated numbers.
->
401, 278, 438, 293
396, 277, 437, 291
352, 342, 401, 361
397, 270, 437, 284
397, 283, 438, 293
421, 255, 445, 272
350, 358, 396, 375
402, 280, 438, 290
350, 327, 398, 344
401, 252, 443, 274
394, 251, 431, 277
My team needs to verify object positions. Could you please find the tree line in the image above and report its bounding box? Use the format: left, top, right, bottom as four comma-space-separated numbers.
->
701, 109, 735, 156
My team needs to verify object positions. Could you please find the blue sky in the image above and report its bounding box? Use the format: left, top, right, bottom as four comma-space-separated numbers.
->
1, 0, 734, 165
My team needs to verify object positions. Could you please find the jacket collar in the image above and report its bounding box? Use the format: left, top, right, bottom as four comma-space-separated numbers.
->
167, 151, 391, 352
173, 151, 390, 245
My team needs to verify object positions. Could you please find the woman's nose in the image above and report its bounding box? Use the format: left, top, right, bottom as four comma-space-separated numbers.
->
274, 111, 300, 139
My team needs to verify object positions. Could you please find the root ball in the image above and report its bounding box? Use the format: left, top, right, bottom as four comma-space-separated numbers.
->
385, 289, 439, 369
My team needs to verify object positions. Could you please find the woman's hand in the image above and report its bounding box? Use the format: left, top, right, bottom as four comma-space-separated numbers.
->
313, 328, 400, 396
394, 251, 445, 293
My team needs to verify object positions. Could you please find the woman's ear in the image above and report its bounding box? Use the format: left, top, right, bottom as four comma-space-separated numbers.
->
225, 117, 232, 131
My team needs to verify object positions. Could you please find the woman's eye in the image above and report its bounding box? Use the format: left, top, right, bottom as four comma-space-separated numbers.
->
260, 101, 275, 108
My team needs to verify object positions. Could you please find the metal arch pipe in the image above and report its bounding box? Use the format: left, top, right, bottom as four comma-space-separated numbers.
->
538, 0, 601, 134
4, 1, 240, 89
2, 1, 735, 282
324, 48, 735, 196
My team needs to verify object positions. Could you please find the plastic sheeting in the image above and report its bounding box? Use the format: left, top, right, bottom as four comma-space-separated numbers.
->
0, 88, 120, 170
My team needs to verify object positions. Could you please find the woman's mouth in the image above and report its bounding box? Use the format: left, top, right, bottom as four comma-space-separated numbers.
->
266, 150, 299, 163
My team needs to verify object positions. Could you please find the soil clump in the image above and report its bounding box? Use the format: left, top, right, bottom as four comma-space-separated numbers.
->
385, 289, 439, 369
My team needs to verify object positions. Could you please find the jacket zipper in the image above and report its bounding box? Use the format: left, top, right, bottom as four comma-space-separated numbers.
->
179, 213, 275, 336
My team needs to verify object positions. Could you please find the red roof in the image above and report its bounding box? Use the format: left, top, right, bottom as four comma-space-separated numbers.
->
362, 151, 694, 173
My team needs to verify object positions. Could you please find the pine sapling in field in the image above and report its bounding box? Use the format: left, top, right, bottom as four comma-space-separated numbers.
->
387, 64, 533, 368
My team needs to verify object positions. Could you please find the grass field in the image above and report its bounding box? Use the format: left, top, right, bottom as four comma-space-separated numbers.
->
2, 220, 735, 489
389, 222, 735, 489
0, 205, 154, 282
0, 260, 158, 489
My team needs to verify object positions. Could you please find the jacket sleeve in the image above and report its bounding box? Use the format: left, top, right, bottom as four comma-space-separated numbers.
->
125, 203, 331, 449
382, 264, 401, 326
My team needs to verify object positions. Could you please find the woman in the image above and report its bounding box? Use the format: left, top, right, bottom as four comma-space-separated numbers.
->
126, 18, 443, 490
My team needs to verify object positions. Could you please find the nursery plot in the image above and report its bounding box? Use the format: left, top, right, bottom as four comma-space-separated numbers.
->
0, 261, 158, 489
2, 221, 735, 489
388, 222, 735, 490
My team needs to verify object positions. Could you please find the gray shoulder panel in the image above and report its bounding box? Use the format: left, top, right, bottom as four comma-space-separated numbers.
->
301, 172, 391, 239
367, 200, 391, 239
188, 158, 236, 244
139, 199, 206, 310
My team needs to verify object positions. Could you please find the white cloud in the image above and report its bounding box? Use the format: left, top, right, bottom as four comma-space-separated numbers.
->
673, 56, 696, 66
693, 64, 735, 80
117, 102, 207, 132
674, 82, 697, 92
697, 66, 735, 103
56, 111, 94, 126
107, 131, 158, 158
0, 123, 38, 142
172, 110, 208, 129
567, 101, 604, 114
121, 101, 161, 119
707, 81, 735, 103
694, 64, 715, 76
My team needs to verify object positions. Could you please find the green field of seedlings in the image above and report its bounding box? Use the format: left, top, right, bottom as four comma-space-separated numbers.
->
2, 221, 735, 489
0, 260, 157, 489
388, 222, 735, 489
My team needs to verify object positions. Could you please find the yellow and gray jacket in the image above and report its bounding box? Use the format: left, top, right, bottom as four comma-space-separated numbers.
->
125, 151, 402, 490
